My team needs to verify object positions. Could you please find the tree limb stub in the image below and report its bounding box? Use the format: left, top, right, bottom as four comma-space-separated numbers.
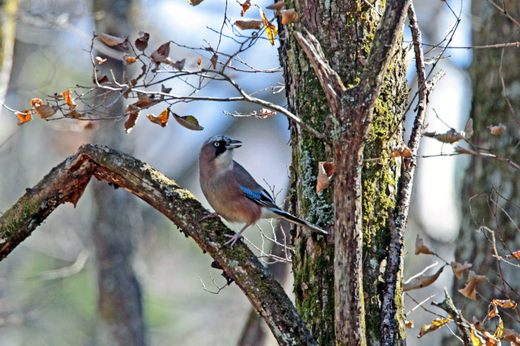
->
0, 144, 315, 346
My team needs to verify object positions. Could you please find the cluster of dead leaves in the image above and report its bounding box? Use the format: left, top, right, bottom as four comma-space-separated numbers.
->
234, 2, 299, 46
15, 90, 80, 125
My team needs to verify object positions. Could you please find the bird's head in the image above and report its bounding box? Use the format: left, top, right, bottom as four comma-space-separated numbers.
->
200, 135, 242, 168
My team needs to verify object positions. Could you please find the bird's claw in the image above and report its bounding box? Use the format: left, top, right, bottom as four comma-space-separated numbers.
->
224, 233, 243, 246
200, 212, 220, 222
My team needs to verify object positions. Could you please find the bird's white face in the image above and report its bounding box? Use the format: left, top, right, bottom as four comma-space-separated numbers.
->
200, 135, 242, 171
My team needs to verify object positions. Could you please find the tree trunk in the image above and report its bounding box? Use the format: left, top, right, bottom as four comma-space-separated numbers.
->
0, 0, 18, 101
452, 0, 520, 334
91, 1, 145, 345
278, 1, 407, 344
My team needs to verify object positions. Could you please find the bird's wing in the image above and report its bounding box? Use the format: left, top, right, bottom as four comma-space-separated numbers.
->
232, 161, 279, 209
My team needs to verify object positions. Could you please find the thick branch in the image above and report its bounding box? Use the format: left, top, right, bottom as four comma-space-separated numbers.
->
381, 4, 427, 345
0, 144, 315, 346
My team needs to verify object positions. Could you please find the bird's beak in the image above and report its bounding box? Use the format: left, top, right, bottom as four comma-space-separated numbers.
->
226, 139, 242, 149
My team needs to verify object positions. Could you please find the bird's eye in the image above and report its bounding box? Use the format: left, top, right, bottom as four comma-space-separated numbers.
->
213, 142, 220, 147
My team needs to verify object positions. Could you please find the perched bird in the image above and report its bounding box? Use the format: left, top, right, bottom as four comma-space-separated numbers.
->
199, 135, 327, 246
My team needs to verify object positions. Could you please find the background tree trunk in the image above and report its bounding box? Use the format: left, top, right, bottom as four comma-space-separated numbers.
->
0, 0, 18, 102
278, 1, 407, 344
91, 1, 145, 345
452, 0, 520, 334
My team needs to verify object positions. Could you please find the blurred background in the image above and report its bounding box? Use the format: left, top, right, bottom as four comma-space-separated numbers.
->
0, 0, 474, 345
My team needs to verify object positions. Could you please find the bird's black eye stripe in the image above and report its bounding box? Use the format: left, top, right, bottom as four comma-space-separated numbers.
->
214, 140, 227, 156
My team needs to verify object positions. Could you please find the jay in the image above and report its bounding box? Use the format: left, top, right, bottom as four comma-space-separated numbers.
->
199, 135, 327, 246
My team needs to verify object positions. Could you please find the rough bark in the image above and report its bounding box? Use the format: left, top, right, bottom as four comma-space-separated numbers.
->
279, 0, 408, 344
0, 144, 315, 346
91, 1, 145, 344
451, 0, 520, 335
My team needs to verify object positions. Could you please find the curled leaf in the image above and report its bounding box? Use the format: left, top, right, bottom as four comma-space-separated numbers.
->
124, 55, 138, 64
16, 109, 33, 125
260, 8, 278, 45
258, 108, 276, 118
147, 109, 170, 128
188, 0, 204, 5
415, 235, 434, 255
488, 123, 506, 136
210, 53, 218, 69
34, 104, 56, 119
95, 56, 107, 64
509, 250, 520, 260
240, 0, 251, 16
266, 2, 286, 10
403, 266, 444, 292
450, 261, 472, 279
135, 31, 150, 51
280, 9, 299, 25
316, 161, 335, 193
418, 317, 452, 338
173, 58, 186, 71
66, 110, 83, 119
458, 270, 486, 301
151, 42, 171, 64
503, 328, 520, 344
423, 128, 465, 144
61, 89, 77, 110
391, 145, 412, 158
405, 320, 414, 329
234, 19, 263, 30
97, 33, 128, 50
133, 94, 157, 109
173, 112, 204, 131
464, 118, 474, 139
30, 98, 44, 107
124, 104, 140, 134
197, 57, 203, 66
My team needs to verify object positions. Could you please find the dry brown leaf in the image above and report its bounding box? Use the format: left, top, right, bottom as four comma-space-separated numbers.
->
188, 0, 204, 5
135, 31, 149, 51
418, 316, 451, 338
147, 109, 170, 128
415, 235, 434, 255
124, 55, 138, 64
403, 266, 444, 292
197, 57, 203, 66
34, 104, 56, 119
173, 113, 204, 131
510, 250, 520, 260
503, 328, 520, 345
96, 74, 109, 84
66, 110, 83, 119
423, 128, 465, 144
391, 145, 412, 158
260, 8, 278, 45
240, 0, 251, 16
124, 105, 140, 134
173, 58, 186, 71
95, 56, 107, 65
266, 2, 286, 10
464, 118, 474, 139
30, 98, 45, 107
258, 108, 276, 118
61, 89, 77, 110
151, 42, 171, 64
450, 261, 472, 279
97, 33, 128, 50
316, 161, 335, 193
458, 270, 486, 301
488, 124, 506, 136
405, 320, 414, 329
133, 94, 157, 109
16, 109, 32, 125
84, 122, 95, 130
280, 9, 299, 25
210, 53, 218, 69
234, 18, 263, 30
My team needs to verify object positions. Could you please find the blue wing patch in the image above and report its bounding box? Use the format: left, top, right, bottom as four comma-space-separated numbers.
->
240, 185, 276, 207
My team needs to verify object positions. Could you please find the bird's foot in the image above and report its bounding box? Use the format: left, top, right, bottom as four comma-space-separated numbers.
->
200, 212, 220, 222
224, 233, 243, 246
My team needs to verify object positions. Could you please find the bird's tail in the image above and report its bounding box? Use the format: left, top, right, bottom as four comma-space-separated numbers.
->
272, 209, 328, 235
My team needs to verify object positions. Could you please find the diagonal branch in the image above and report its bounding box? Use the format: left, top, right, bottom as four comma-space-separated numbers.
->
0, 144, 316, 346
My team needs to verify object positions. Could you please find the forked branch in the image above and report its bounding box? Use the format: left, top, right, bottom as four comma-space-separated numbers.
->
0, 144, 315, 346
